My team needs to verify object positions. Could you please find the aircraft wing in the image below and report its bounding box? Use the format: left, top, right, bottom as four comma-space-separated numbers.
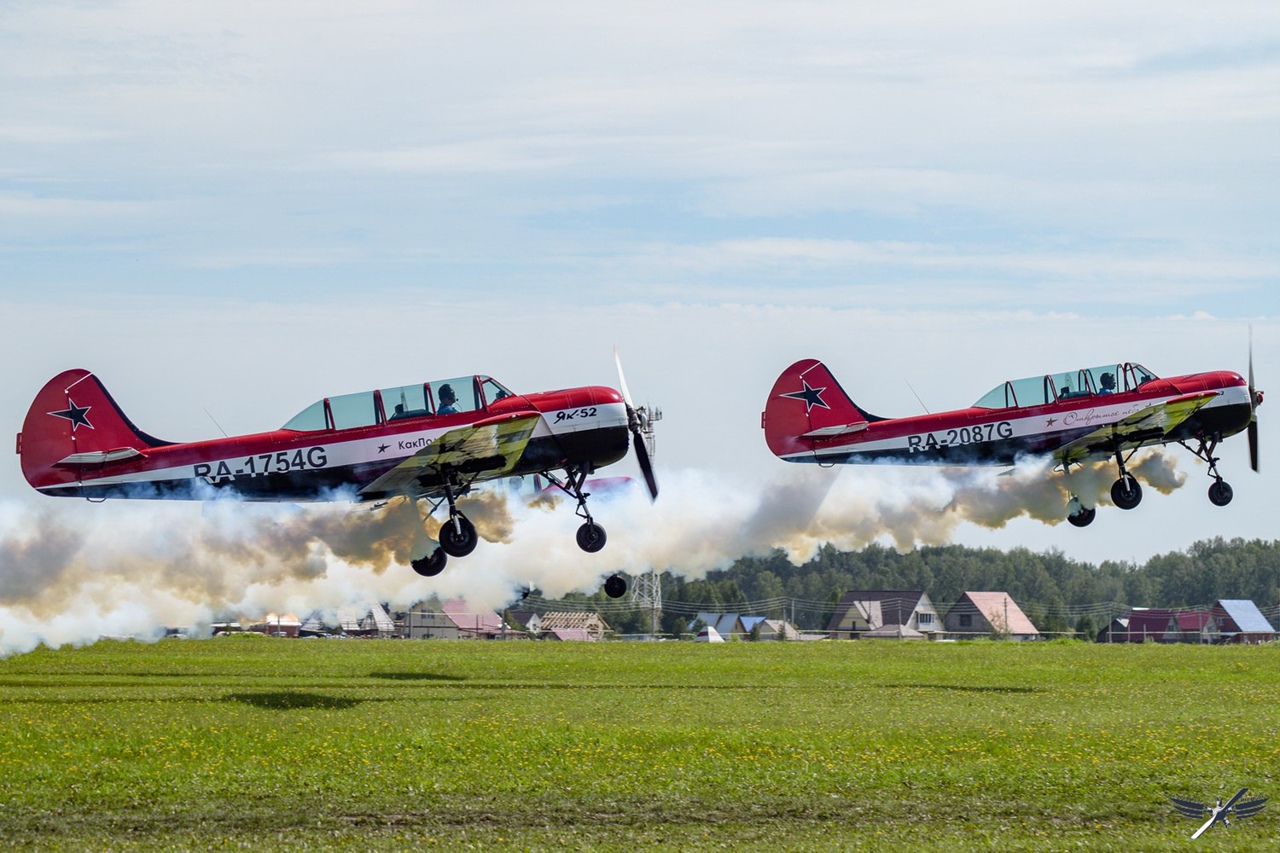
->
1233, 796, 1268, 819
1056, 391, 1219, 466
1170, 797, 1208, 819
359, 413, 541, 499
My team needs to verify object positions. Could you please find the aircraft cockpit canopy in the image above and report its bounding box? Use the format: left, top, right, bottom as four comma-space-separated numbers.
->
282, 375, 515, 432
972, 363, 1157, 409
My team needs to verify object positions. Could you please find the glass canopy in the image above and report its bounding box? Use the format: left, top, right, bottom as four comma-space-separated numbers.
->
282, 375, 514, 432
972, 363, 1157, 409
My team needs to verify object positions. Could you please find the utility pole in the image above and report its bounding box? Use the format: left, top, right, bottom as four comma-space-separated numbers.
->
633, 570, 662, 639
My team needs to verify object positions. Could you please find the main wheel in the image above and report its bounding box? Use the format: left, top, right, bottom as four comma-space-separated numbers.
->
1208, 480, 1234, 506
411, 548, 448, 577
1067, 507, 1096, 528
604, 574, 627, 599
439, 514, 478, 557
576, 522, 607, 553
1111, 475, 1142, 510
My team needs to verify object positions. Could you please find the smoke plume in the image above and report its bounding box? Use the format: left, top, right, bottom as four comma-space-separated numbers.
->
0, 450, 1187, 656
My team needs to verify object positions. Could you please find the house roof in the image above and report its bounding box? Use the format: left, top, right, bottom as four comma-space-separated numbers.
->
335, 602, 394, 632
1216, 600, 1276, 634
829, 590, 929, 631
690, 613, 744, 636
441, 598, 505, 634
762, 619, 801, 640
1174, 610, 1215, 631
507, 610, 538, 629
960, 592, 1039, 635
539, 611, 609, 632
1122, 608, 1176, 636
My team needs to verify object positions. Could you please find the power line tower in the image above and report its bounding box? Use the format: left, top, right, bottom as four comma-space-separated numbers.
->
632, 569, 663, 638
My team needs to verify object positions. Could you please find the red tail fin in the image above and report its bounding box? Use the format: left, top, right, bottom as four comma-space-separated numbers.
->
18, 370, 167, 493
762, 359, 879, 460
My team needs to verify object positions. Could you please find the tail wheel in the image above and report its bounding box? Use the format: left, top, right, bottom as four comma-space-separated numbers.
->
439, 514, 478, 557
576, 522, 607, 553
1111, 475, 1142, 510
604, 574, 627, 599
1067, 506, 1096, 528
411, 548, 448, 577
1208, 480, 1234, 506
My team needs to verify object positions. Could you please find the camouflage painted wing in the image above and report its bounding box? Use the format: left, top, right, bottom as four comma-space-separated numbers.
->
359, 413, 540, 500
1056, 391, 1219, 467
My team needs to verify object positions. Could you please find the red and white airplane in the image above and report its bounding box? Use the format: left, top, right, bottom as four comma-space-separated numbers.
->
763, 357, 1261, 526
18, 356, 658, 591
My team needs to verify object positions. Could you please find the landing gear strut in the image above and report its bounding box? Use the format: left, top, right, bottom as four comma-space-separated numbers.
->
437, 480, 479, 557
542, 465, 609, 554
1181, 435, 1234, 507
1110, 446, 1143, 510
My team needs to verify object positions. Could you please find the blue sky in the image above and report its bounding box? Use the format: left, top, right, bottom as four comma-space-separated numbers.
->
0, 3, 1277, 637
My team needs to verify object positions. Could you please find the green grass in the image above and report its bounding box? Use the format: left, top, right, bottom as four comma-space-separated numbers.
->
0, 637, 1277, 850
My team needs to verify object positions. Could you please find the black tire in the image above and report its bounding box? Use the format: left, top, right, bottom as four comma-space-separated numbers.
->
439, 515, 478, 557
411, 548, 448, 577
576, 522, 607, 553
604, 574, 627, 599
1111, 475, 1142, 510
1208, 480, 1234, 506
1067, 507, 1096, 528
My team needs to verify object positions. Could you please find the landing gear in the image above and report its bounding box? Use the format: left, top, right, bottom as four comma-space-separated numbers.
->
431, 478, 479, 558
407, 476, 479, 577
576, 522, 607, 553
543, 465, 609, 554
440, 513, 478, 557
1066, 495, 1096, 528
411, 548, 448, 577
604, 574, 627, 598
1068, 506, 1096, 528
1180, 435, 1234, 508
1111, 474, 1142, 510
1110, 447, 1143, 510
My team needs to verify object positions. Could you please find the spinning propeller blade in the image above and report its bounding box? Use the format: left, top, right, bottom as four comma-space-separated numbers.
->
1248, 329, 1260, 472
614, 348, 659, 500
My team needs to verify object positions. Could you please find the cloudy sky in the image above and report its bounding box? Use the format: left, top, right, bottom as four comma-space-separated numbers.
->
0, 3, 1276, 641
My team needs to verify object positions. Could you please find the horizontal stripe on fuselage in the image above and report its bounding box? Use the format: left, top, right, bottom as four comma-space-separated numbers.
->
39, 404, 631, 501
779, 387, 1252, 466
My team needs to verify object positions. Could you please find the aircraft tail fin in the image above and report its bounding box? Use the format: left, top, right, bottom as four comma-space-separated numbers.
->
17, 369, 169, 493
762, 359, 881, 460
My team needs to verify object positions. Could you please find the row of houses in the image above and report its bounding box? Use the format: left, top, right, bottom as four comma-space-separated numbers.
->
821, 589, 1278, 643
222, 592, 1279, 644
221, 599, 616, 641
825, 590, 1042, 641
1096, 600, 1276, 644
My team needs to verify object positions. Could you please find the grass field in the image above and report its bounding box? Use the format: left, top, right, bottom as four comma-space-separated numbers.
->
0, 637, 1276, 850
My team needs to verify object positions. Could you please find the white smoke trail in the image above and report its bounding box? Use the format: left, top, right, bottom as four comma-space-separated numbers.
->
0, 449, 1186, 656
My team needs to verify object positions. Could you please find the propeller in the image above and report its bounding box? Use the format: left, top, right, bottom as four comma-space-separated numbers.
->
614, 348, 659, 500
1248, 329, 1261, 472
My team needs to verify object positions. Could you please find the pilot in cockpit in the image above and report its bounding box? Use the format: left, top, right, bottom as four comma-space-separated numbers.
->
438, 384, 458, 414
1099, 372, 1116, 394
